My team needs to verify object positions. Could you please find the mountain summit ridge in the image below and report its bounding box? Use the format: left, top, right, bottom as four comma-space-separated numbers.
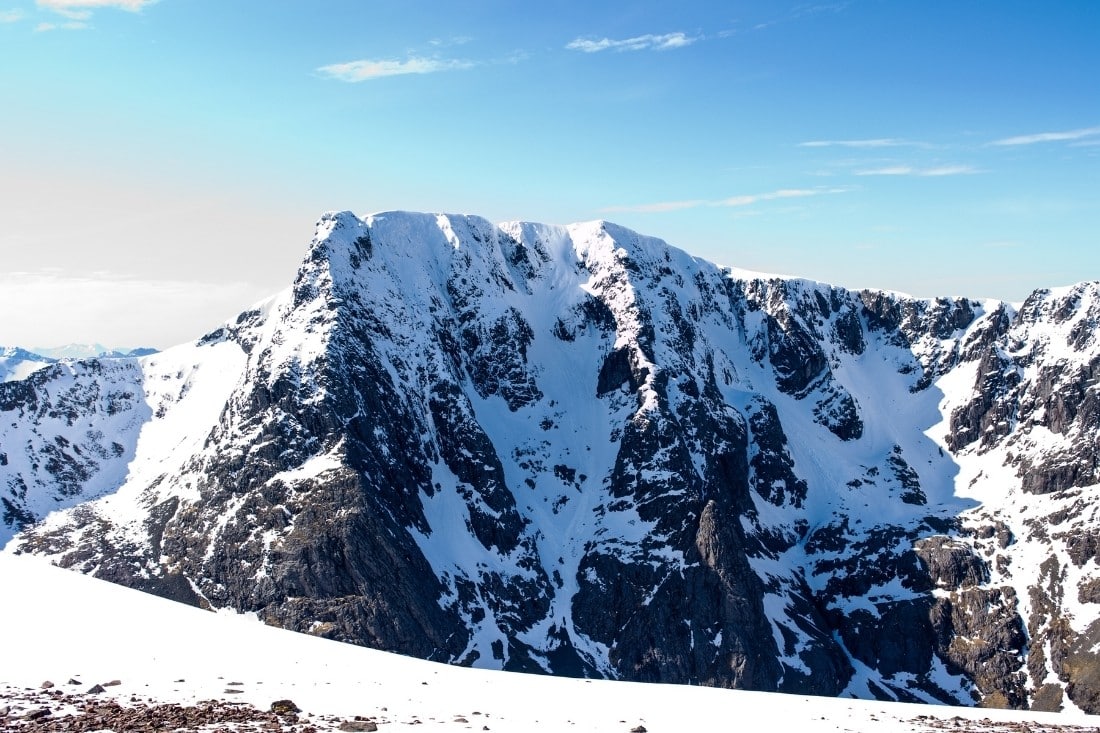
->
4, 210, 1100, 713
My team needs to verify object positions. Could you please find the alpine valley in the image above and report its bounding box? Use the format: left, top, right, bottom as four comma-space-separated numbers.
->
4, 211, 1100, 714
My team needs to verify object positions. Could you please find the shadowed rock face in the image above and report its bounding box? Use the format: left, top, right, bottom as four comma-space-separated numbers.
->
5, 211, 1100, 712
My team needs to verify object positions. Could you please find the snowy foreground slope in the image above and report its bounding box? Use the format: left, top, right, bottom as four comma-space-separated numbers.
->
3, 552, 1099, 733
4, 211, 1100, 713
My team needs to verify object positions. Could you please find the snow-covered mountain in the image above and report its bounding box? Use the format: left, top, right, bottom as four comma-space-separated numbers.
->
3, 210, 1100, 713
0, 346, 55, 383
27, 343, 158, 360
1, 346, 158, 383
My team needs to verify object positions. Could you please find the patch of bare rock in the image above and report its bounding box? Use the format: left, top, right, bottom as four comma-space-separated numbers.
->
907, 713, 1100, 732
0, 684, 392, 732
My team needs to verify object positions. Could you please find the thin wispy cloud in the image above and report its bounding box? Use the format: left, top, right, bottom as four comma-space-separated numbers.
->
856, 165, 977, 177
792, 2, 851, 18
566, 32, 698, 53
35, 20, 88, 30
0, 8, 24, 22
601, 199, 708, 214
601, 187, 848, 214
718, 187, 848, 207
428, 36, 473, 48
915, 164, 978, 176
799, 138, 923, 149
991, 126, 1100, 146
317, 56, 475, 82
499, 50, 530, 66
37, 0, 155, 19
755, 3, 851, 31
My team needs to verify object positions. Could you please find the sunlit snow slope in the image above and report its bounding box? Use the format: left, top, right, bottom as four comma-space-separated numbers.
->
5, 552, 1099, 733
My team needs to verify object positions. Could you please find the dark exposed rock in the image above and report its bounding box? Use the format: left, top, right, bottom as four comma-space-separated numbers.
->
887, 448, 926, 506
763, 312, 828, 396
746, 400, 807, 508
914, 537, 989, 589
811, 386, 863, 441
832, 307, 865, 355
1064, 639, 1100, 713
459, 307, 542, 411
270, 699, 300, 715
930, 587, 1028, 708
1031, 682, 1065, 712
1079, 578, 1100, 605
597, 347, 647, 397
947, 347, 1018, 453
1062, 530, 1100, 568
340, 721, 380, 732
842, 601, 935, 677
0, 687, 333, 732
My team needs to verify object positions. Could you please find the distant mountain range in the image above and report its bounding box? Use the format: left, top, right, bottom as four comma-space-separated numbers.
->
24, 344, 159, 360
0, 346, 54, 383
3, 210, 1100, 714
0, 345, 158, 383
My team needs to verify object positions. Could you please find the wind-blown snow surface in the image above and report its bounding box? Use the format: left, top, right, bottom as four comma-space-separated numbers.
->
5, 210, 1100, 713
2, 552, 1096, 733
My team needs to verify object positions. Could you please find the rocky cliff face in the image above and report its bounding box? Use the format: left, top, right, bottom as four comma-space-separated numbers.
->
3, 210, 1100, 712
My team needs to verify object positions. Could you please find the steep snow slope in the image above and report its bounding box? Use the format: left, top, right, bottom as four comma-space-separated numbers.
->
5, 552, 1098, 732
3, 210, 1100, 713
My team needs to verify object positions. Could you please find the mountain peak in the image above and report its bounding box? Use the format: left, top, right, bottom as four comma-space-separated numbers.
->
304, 209, 682, 275
304, 210, 371, 266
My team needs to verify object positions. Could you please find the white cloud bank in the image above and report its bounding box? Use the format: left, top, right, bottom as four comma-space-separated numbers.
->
0, 271, 270, 349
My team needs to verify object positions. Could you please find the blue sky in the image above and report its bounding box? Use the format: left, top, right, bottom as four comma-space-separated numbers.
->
1, 0, 1098, 347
